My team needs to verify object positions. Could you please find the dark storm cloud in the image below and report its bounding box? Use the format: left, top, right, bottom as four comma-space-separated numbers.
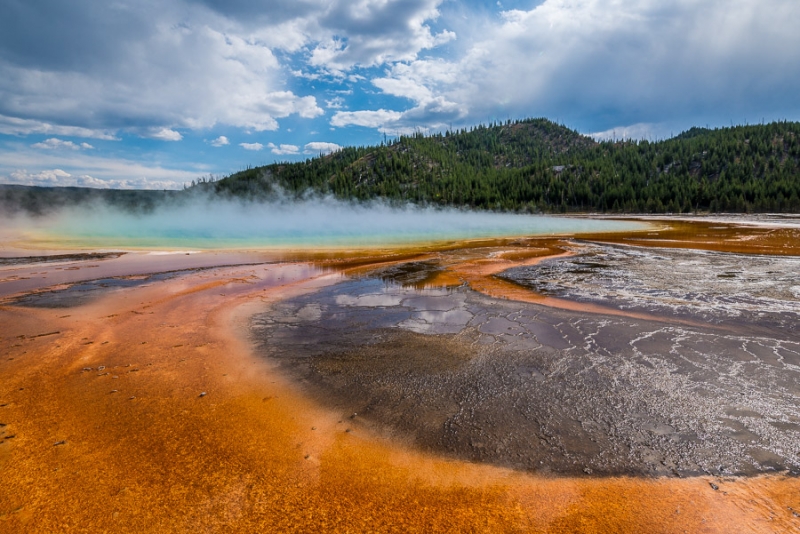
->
0, 1, 152, 72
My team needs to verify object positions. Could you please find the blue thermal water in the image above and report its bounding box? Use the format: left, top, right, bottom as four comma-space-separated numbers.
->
23, 199, 645, 249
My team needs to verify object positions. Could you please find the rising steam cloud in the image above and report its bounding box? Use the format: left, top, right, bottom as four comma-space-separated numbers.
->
3, 193, 639, 249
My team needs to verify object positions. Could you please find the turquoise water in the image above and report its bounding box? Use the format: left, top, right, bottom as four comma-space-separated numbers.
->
29, 200, 645, 249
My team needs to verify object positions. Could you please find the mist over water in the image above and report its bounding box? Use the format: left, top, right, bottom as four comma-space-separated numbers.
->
5, 195, 643, 249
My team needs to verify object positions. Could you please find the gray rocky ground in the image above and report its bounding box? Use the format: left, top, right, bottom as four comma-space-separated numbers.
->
252, 249, 800, 478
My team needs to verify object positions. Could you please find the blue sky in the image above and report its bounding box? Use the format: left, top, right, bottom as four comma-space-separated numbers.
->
1, 0, 799, 189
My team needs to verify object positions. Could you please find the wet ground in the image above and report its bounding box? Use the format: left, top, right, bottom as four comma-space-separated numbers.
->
3, 217, 800, 532
253, 250, 800, 478
6, 270, 192, 308
0, 252, 125, 266
500, 241, 800, 327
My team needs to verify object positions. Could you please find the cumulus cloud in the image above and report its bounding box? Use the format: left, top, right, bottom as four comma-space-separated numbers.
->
145, 128, 183, 142
344, 0, 800, 135
240, 142, 264, 151
268, 143, 300, 155
3, 169, 109, 188
0, 2, 324, 137
304, 141, 341, 154
1, 169, 182, 190
331, 98, 465, 135
31, 138, 94, 150
210, 135, 229, 147
268, 92, 324, 120
0, 147, 197, 189
325, 96, 345, 109
328, 56, 467, 134
0, 0, 452, 153
0, 114, 118, 140
589, 122, 680, 142
373, 77, 434, 104
170, 0, 453, 73
331, 109, 403, 129
373, 58, 460, 102
308, 0, 454, 73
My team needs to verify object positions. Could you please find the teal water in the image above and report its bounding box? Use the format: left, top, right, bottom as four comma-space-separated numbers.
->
29, 200, 646, 249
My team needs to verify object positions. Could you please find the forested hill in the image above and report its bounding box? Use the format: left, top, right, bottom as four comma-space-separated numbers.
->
209, 118, 800, 213
0, 184, 178, 215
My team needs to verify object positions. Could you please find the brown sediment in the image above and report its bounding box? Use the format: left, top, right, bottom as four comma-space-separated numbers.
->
583, 218, 800, 256
338, 253, 438, 278
1, 252, 799, 532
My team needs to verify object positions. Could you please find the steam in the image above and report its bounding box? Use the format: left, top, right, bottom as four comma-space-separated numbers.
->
3, 193, 641, 250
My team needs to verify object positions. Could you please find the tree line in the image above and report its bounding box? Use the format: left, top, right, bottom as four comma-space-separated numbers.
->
209, 118, 800, 213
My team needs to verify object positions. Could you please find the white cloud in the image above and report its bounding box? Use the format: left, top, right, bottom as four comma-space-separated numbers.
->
0, 0, 450, 145
330, 97, 465, 135
513, 2, 798, 126
354, 0, 800, 135
0, 146, 198, 189
0, 7, 324, 137
31, 138, 94, 150
2, 169, 183, 190
374, 59, 460, 100
279, 93, 325, 120
589, 122, 680, 142
145, 128, 183, 141
325, 96, 345, 109
333, 58, 467, 134
308, 0, 455, 73
4, 169, 109, 188
331, 109, 403, 128
240, 142, 264, 151
268, 143, 300, 155
373, 77, 433, 104
210, 135, 229, 147
0, 114, 118, 140
304, 141, 341, 155
290, 69, 323, 81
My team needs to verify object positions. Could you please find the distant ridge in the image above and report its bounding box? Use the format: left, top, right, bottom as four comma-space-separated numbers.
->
0, 184, 177, 215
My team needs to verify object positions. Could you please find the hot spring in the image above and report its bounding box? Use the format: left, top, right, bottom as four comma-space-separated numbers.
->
4, 197, 645, 250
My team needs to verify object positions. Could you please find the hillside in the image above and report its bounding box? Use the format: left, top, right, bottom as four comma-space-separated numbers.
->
212, 118, 800, 213
0, 184, 177, 215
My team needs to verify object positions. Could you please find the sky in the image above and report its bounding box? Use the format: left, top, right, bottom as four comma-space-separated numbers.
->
1, 0, 799, 190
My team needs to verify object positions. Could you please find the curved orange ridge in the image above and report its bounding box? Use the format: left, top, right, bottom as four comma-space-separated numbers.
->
412, 219, 800, 328
434, 245, 728, 330
2, 247, 799, 533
